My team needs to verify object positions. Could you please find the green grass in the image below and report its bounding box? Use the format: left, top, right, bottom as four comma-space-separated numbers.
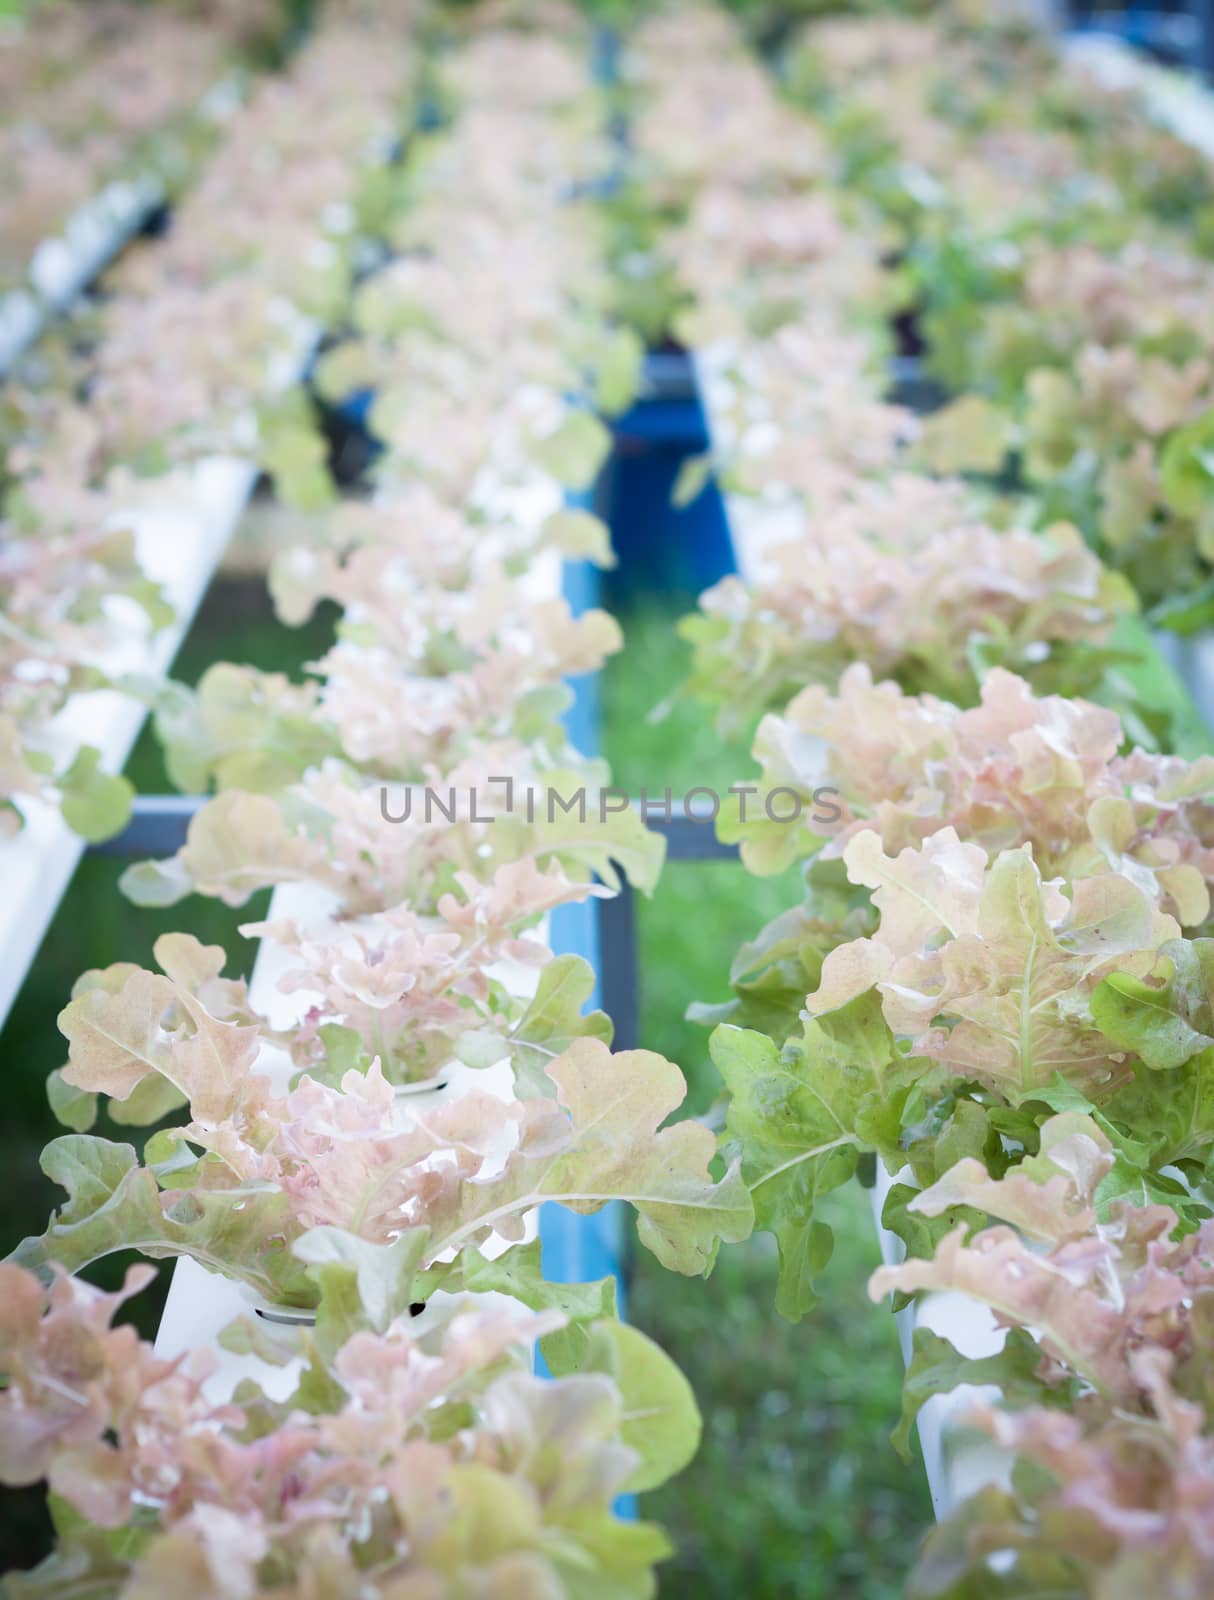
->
630, 1198, 928, 1600
602, 605, 930, 1598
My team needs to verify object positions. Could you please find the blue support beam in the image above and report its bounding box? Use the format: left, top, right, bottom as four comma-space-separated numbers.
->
541, 484, 629, 1318
603, 352, 735, 600
1066, 3, 1206, 68
538, 490, 634, 1518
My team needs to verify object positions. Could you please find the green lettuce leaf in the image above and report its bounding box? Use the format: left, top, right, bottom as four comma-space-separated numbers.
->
711, 992, 916, 1320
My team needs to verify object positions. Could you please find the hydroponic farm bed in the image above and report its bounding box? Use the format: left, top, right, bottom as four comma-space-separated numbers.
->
5, 1, 1214, 1596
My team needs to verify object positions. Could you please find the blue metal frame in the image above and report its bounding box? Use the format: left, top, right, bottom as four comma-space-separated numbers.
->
1065, 1, 1214, 71
541, 488, 630, 1317
604, 352, 735, 600
539, 488, 633, 1516
535, 362, 749, 1291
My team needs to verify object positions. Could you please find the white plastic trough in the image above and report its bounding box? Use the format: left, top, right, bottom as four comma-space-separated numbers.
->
0, 453, 261, 1029
1063, 31, 1214, 159
694, 342, 805, 585
0, 79, 244, 380
0, 287, 323, 1034
1062, 34, 1214, 739
870, 1166, 1012, 1518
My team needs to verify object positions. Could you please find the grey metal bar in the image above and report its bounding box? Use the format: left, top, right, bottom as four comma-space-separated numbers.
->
89, 794, 740, 1067
656, 346, 940, 412
593, 806, 740, 1056
649, 805, 742, 861
596, 878, 638, 1052
641, 350, 697, 400
89, 793, 744, 864
89, 794, 206, 857
1196, 0, 1214, 78
887, 355, 947, 415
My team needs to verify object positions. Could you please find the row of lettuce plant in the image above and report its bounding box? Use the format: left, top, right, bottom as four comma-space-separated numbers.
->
0, 0, 297, 298
0, 0, 422, 844
1, 5, 747, 1594
621, 5, 1169, 743
792, 3, 1214, 628
623, 2, 1214, 1593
